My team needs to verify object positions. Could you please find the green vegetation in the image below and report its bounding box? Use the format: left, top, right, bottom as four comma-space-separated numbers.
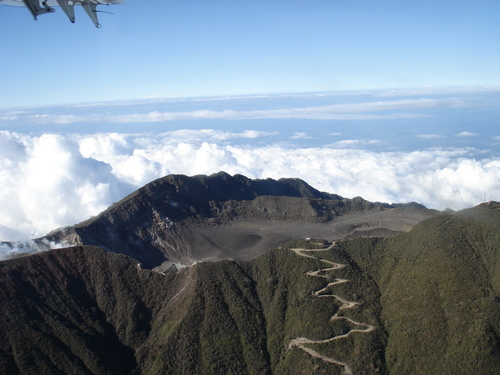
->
333, 204, 500, 374
1, 203, 500, 374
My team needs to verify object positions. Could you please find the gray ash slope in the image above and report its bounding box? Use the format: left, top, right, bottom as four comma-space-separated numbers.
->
46, 172, 435, 269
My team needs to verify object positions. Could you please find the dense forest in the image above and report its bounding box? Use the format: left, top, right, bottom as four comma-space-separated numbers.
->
1, 202, 499, 374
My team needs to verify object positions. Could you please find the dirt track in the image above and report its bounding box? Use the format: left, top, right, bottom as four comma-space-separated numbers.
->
288, 244, 375, 375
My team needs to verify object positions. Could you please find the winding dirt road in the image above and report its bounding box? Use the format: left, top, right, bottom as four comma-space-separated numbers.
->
288, 244, 375, 375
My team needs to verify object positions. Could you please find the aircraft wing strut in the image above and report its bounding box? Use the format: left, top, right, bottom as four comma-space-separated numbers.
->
21, 0, 55, 20
55, 0, 75, 23
81, 1, 100, 28
0, 0, 124, 28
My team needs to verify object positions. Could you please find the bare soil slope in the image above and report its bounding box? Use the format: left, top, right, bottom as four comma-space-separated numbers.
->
44, 172, 436, 269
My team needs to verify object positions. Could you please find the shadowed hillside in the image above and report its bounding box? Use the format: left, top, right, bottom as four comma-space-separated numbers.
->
1, 202, 499, 374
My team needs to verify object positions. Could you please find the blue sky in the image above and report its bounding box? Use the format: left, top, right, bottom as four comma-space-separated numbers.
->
1, 88, 500, 153
1, 0, 499, 107
0, 1, 499, 246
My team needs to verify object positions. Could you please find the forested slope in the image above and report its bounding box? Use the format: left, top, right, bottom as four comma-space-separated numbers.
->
334, 201, 500, 374
1, 202, 499, 374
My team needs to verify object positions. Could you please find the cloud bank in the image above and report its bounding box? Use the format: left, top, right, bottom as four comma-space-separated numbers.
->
1, 130, 499, 248
9, 97, 475, 125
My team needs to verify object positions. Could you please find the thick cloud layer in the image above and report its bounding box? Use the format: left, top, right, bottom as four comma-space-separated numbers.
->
1, 130, 499, 246
0, 132, 129, 241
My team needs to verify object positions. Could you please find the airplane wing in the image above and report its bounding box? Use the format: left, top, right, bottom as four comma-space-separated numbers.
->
0, 0, 124, 28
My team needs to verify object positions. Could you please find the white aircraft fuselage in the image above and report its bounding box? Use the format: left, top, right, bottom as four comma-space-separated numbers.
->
0, 0, 124, 28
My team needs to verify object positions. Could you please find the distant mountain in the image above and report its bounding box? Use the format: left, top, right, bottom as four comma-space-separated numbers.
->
1, 201, 499, 374
44, 172, 435, 269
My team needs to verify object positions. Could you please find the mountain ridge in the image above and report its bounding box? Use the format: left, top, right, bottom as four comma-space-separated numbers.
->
2, 202, 499, 373
0, 173, 499, 374
42, 172, 434, 269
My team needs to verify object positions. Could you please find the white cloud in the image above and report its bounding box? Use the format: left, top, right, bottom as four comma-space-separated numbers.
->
158, 129, 278, 142
0, 239, 70, 260
26, 113, 102, 125
332, 139, 382, 147
336, 139, 362, 145
13, 97, 472, 125
1, 130, 499, 250
456, 131, 478, 137
0, 131, 131, 241
417, 134, 445, 139
291, 132, 312, 139
376, 85, 500, 97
